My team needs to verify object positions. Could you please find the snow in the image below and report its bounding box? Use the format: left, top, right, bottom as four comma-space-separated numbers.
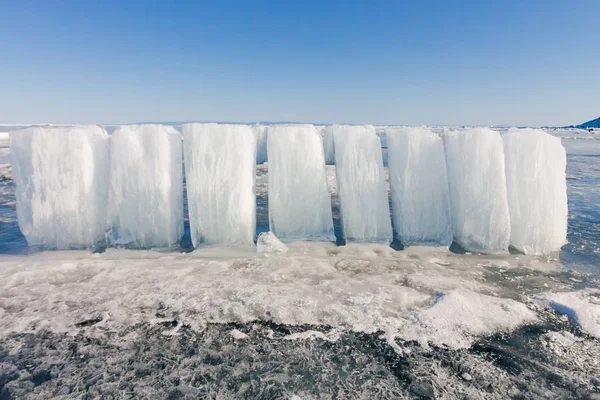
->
254, 124, 268, 164
387, 127, 452, 246
541, 290, 600, 339
502, 128, 568, 254
10, 125, 110, 249
267, 125, 334, 241
332, 125, 393, 243
256, 231, 288, 253
107, 125, 184, 248
322, 125, 335, 165
183, 123, 257, 246
443, 128, 511, 252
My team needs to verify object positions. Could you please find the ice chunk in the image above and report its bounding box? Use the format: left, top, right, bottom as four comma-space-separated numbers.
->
387, 127, 452, 246
443, 128, 510, 252
502, 128, 567, 254
321, 126, 336, 165
267, 125, 334, 241
183, 123, 256, 246
332, 125, 392, 243
107, 125, 184, 248
256, 231, 288, 253
254, 124, 268, 164
10, 125, 110, 249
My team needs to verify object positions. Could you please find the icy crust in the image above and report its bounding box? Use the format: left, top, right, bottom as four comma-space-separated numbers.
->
107, 125, 184, 249
9, 126, 110, 249
443, 128, 511, 253
267, 125, 334, 241
332, 125, 393, 243
503, 128, 568, 255
387, 127, 452, 247
0, 245, 551, 350
183, 123, 257, 246
540, 290, 600, 339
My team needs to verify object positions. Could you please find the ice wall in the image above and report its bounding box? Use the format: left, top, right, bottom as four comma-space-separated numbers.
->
10, 125, 110, 249
332, 125, 393, 243
254, 124, 268, 164
322, 126, 336, 165
107, 125, 184, 248
502, 128, 568, 254
387, 127, 452, 246
183, 123, 257, 246
443, 128, 511, 252
267, 125, 334, 241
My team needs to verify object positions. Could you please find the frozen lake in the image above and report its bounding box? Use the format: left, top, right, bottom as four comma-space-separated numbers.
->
0, 125, 599, 398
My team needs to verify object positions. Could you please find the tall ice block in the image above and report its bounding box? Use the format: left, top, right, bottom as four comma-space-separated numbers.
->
502, 128, 568, 254
107, 124, 184, 248
267, 125, 334, 241
10, 125, 110, 249
332, 125, 393, 243
183, 123, 257, 246
443, 128, 511, 252
387, 127, 452, 246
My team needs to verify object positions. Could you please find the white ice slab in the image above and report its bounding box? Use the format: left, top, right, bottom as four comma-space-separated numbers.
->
267, 125, 334, 241
183, 123, 256, 246
107, 125, 183, 248
387, 127, 452, 246
502, 128, 568, 254
332, 125, 392, 243
10, 125, 110, 249
443, 128, 510, 252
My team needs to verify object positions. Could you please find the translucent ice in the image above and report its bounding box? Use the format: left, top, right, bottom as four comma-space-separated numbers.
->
267, 125, 334, 241
107, 124, 184, 248
502, 128, 567, 254
443, 128, 510, 252
387, 127, 452, 246
254, 124, 268, 164
10, 125, 110, 249
183, 123, 257, 246
322, 126, 336, 165
332, 125, 392, 243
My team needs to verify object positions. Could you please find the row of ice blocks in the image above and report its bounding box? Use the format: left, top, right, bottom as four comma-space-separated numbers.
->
10, 124, 567, 254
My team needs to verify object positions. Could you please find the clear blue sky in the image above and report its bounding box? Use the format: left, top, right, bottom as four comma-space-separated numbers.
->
0, 0, 598, 126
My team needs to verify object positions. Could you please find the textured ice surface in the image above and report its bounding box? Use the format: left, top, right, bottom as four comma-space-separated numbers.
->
107, 125, 183, 248
267, 125, 334, 241
387, 127, 452, 246
502, 128, 568, 254
183, 123, 256, 246
254, 124, 268, 164
322, 126, 336, 165
542, 290, 600, 339
443, 128, 510, 252
332, 125, 392, 243
10, 125, 110, 249
256, 231, 288, 253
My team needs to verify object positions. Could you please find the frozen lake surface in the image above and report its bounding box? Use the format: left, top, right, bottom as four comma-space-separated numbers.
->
0, 126, 599, 398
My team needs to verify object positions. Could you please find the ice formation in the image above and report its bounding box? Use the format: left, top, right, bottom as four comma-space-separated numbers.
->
267, 125, 334, 241
443, 128, 510, 252
183, 123, 257, 246
502, 128, 568, 254
10, 125, 110, 249
107, 125, 184, 248
254, 124, 268, 164
387, 127, 452, 246
332, 125, 393, 243
321, 126, 336, 165
256, 231, 288, 253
